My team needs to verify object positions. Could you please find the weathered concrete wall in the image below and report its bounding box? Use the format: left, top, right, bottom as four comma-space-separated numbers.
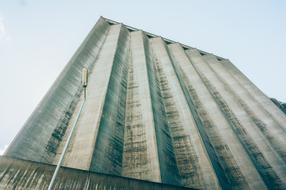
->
0, 156, 195, 190
5, 17, 110, 164
122, 31, 161, 182
149, 38, 220, 190
271, 98, 286, 114
89, 25, 130, 174
5, 17, 286, 190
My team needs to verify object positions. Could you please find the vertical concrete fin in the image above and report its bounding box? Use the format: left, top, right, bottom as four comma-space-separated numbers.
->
201, 54, 286, 187
59, 24, 124, 170
187, 49, 284, 189
88, 25, 130, 175
5, 17, 110, 163
167, 43, 221, 190
221, 59, 286, 132
146, 37, 181, 186
213, 56, 286, 147
121, 31, 161, 182
168, 45, 242, 189
160, 41, 216, 189
150, 37, 219, 189
206, 56, 286, 161
184, 49, 264, 190
6, 17, 286, 190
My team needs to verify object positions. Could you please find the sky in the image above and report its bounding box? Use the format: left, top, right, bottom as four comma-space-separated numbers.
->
0, 0, 285, 154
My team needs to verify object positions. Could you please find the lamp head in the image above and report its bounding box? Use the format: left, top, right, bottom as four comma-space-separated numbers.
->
81, 68, 88, 87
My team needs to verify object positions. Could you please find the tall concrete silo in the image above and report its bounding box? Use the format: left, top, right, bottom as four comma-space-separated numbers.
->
1, 17, 286, 190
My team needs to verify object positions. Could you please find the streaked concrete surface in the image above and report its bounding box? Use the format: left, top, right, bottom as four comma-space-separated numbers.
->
4, 17, 286, 189
0, 156, 195, 190
122, 31, 161, 182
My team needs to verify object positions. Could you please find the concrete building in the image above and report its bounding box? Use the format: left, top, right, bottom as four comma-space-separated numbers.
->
2, 17, 286, 190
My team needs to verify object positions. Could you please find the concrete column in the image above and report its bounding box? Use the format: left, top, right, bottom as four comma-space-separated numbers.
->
187, 49, 277, 189
168, 45, 252, 189
6, 17, 110, 164
88, 25, 130, 175
167, 43, 221, 190
150, 38, 217, 189
59, 24, 124, 170
221, 59, 286, 132
122, 31, 161, 182
146, 37, 181, 186
204, 55, 286, 185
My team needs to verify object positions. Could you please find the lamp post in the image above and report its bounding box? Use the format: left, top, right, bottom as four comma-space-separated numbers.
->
47, 68, 88, 190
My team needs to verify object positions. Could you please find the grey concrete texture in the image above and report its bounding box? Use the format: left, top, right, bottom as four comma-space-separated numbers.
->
0, 156, 196, 190
4, 17, 286, 190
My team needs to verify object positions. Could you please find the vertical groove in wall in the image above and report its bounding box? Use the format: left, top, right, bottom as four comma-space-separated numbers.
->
223, 60, 286, 120
59, 24, 123, 170
184, 49, 260, 190
180, 48, 250, 189
150, 38, 219, 189
167, 43, 221, 190
200, 55, 286, 188
146, 38, 181, 186
153, 39, 202, 188
213, 58, 286, 162
5, 17, 286, 190
52, 21, 111, 166
221, 60, 286, 133
206, 56, 286, 162
122, 31, 161, 182
199, 56, 282, 189
89, 25, 130, 175
5, 18, 110, 164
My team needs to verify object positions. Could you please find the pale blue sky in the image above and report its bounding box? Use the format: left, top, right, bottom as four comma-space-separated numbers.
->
0, 0, 285, 154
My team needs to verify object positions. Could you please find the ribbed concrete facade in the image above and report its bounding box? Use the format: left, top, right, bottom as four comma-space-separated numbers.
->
0, 156, 195, 190
5, 17, 286, 190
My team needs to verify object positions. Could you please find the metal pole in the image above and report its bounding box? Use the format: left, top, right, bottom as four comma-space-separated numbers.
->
47, 68, 88, 190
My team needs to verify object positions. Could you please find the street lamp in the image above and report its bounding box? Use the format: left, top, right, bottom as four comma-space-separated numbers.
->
47, 68, 88, 190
